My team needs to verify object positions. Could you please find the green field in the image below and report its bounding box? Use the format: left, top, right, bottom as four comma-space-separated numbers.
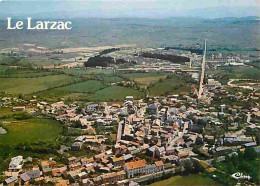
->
87, 85, 144, 101
0, 107, 14, 117
123, 72, 166, 79
85, 69, 114, 75
0, 107, 24, 117
148, 77, 191, 96
149, 174, 220, 186
0, 66, 58, 78
59, 68, 123, 83
216, 66, 260, 81
0, 118, 62, 146
207, 66, 260, 85
96, 75, 123, 83
134, 75, 167, 84
0, 65, 10, 72
123, 72, 168, 84
0, 74, 78, 94
0, 66, 194, 100
18, 56, 63, 67
61, 68, 114, 76
0, 66, 146, 101
233, 80, 259, 84
229, 67, 260, 80
0, 55, 23, 64
123, 72, 167, 79
37, 80, 105, 97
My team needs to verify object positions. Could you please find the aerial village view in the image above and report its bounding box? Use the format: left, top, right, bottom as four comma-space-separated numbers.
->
0, 0, 259, 186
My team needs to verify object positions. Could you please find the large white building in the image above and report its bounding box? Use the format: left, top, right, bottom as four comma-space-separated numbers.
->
207, 79, 222, 88
124, 159, 164, 178
9, 156, 23, 171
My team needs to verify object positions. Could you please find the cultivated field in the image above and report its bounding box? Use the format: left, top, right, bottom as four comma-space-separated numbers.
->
60, 68, 113, 75
149, 174, 220, 186
100, 75, 123, 83
123, 72, 168, 84
0, 118, 62, 146
0, 108, 24, 117
0, 66, 59, 78
87, 85, 144, 101
148, 76, 191, 96
0, 75, 78, 94
36, 80, 105, 97
18, 56, 63, 67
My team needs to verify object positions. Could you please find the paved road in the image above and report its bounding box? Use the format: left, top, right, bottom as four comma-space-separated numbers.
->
246, 113, 253, 125
227, 79, 255, 90
167, 122, 189, 150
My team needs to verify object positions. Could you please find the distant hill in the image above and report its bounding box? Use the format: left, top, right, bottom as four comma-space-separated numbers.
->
0, 0, 259, 19
186, 6, 260, 19
0, 17, 259, 51
204, 16, 260, 24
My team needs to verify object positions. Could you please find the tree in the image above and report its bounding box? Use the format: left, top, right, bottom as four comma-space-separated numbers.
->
244, 147, 257, 160
183, 160, 193, 174
68, 176, 75, 184
75, 107, 82, 114
227, 161, 235, 174
72, 120, 81, 128
193, 160, 204, 173
230, 154, 239, 166
105, 135, 114, 145
256, 131, 260, 145
225, 154, 231, 162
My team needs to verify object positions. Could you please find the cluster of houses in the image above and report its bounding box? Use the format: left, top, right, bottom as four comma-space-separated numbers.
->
1, 75, 260, 186
3, 153, 164, 185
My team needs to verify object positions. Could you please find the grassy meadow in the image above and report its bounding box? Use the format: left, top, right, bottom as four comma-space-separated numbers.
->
36, 80, 105, 97
98, 75, 123, 83
0, 118, 62, 146
123, 72, 168, 84
228, 67, 260, 80
5, 61, 258, 102
0, 66, 58, 78
148, 76, 191, 96
87, 85, 145, 101
59, 68, 114, 77
0, 65, 194, 101
61, 68, 114, 76
18, 56, 63, 67
0, 74, 78, 94
133, 75, 168, 84
149, 174, 220, 186
0, 107, 24, 118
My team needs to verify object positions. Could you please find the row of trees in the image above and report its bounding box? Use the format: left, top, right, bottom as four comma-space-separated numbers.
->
84, 56, 117, 67
99, 48, 120, 55
141, 52, 190, 63
84, 56, 136, 67
164, 47, 204, 55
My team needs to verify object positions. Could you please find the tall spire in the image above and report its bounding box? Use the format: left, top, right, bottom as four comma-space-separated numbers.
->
198, 39, 207, 99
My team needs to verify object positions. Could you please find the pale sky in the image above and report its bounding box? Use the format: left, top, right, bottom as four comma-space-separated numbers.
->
0, 0, 259, 18
2, 0, 260, 7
